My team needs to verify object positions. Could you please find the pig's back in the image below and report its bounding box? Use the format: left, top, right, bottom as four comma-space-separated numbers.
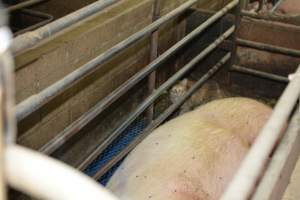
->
107, 97, 272, 200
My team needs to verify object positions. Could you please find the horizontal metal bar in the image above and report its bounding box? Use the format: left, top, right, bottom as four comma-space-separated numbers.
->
252, 111, 300, 200
7, 0, 47, 12
231, 65, 289, 83
221, 65, 300, 200
237, 38, 300, 58
38, 0, 238, 155
11, 0, 121, 54
241, 11, 300, 26
77, 26, 235, 170
92, 53, 231, 180
16, 0, 205, 122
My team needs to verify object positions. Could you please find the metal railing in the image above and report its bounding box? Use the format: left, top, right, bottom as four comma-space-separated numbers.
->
222, 65, 300, 200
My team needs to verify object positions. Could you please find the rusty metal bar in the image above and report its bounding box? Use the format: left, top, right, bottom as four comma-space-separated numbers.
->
11, 0, 121, 54
39, 0, 238, 155
16, 0, 203, 122
252, 111, 300, 200
237, 38, 300, 58
221, 65, 300, 200
77, 27, 235, 171
231, 65, 289, 83
147, 0, 161, 122
92, 53, 231, 180
7, 0, 48, 12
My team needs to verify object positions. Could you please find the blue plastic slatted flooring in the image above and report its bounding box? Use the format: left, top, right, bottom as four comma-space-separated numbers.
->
84, 119, 146, 185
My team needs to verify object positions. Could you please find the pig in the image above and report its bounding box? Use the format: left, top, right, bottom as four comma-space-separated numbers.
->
276, 0, 300, 15
107, 97, 273, 200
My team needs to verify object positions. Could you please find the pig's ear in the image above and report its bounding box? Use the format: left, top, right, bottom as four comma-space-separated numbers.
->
181, 79, 188, 86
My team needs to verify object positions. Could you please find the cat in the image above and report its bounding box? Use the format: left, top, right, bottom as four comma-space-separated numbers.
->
169, 79, 228, 114
107, 98, 273, 200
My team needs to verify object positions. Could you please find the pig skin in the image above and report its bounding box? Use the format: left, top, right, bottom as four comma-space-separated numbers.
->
107, 97, 273, 200
277, 0, 300, 15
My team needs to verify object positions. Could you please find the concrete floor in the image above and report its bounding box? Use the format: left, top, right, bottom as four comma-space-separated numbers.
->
282, 156, 300, 200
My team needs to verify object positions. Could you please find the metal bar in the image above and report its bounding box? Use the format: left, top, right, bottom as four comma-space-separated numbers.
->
271, 0, 284, 13
11, 0, 121, 54
228, 0, 241, 84
221, 65, 300, 200
14, 9, 54, 36
147, 0, 161, 122
231, 65, 289, 83
92, 53, 231, 180
38, 0, 238, 155
7, 0, 48, 12
0, 3, 15, 198
241, 11, 300, 27
16, 0, 204, 122
237, 38, 300, 58
252, 111, 300, 200
77, 27, 235, 170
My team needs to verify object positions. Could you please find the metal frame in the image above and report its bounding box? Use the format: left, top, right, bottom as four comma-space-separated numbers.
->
11, 0, 121, 54
222, 65, 300, 200
36, 0, 239, 160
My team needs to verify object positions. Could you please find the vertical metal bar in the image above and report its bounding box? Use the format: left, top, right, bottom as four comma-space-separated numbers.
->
228, 0, 241, 85
147, 0, 161, 122
174, 15, 187, 72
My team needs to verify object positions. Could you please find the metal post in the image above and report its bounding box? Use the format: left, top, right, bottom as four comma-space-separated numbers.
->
0, 2, 15, 198
147, 0, 161, 122
39, 0, 239, 156
228, 0, 241, 86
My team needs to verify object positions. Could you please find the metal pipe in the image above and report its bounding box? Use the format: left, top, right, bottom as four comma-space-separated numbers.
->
7, 0, 48, 12
252, 111, 300, 200
241, 11, 300, 27
228, 0, 241, 84
16, 0, 205, 122
221, 65, 300, 200
271, 0, 284, 13
237, 38, 300, 58
78, 27, 235, 170
93, 53, 231, 180
0, 2, 14, 198
5, 144, 120, 200
231, 65, 289, 83
38, 0, 238, 155
11, 0, 121, 54
147, 0, 161, 122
